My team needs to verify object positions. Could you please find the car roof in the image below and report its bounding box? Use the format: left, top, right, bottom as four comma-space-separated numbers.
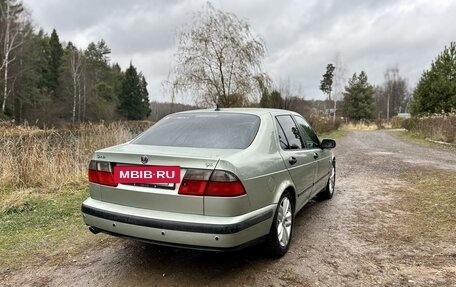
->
174, 108, 299, 117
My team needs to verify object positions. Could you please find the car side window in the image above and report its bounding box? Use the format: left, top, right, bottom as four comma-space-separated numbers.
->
275, 120, 290, 149
276, 115, 304, 149
293, 115, 320, 149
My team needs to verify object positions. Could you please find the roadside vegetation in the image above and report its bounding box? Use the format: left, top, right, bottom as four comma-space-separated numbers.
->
0, 186, 90, 269
393, 113, 455, 144
0, 122, 150, 269
0, 122, 150, 191
318, 128, 348, 140
365, 168, 456, 246
397, 169, 456, 242
394, 130, 456, 152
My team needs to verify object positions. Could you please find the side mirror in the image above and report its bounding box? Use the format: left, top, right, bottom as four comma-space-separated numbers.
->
321, 139, 336, 149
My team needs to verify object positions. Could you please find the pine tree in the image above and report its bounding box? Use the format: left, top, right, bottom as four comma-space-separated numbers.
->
412, 42, 456, 115
119, 63, 150, 120
12, 29, 51, 123
270, 90, 283, 109
320, 63, 335, 99
82, 40, 118, 121
342, 71, 375, 120
138, 73, 151, 118
47, 29, 64, 96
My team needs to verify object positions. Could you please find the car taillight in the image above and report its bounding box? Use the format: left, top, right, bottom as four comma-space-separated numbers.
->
206, 170, 246, 197
88, 160, 117, 187
178, 169, 211, 196
178, 169, 246, 197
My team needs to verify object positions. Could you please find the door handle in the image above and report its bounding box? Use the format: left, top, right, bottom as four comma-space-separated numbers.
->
313, 152, 319, 160
288, 156, 297, 165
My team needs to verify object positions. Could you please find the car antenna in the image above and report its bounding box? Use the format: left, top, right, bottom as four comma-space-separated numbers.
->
215, 104, 220, 111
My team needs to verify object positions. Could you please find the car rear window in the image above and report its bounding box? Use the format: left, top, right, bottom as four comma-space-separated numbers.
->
132, 113, 260, 149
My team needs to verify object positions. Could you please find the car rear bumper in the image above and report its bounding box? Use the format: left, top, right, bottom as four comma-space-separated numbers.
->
81, 197, 275, 249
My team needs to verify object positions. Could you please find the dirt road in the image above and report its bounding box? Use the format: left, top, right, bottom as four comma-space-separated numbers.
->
4, 130, 456, 286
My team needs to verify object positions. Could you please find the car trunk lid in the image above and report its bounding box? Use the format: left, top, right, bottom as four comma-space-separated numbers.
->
92, 144, 238, 215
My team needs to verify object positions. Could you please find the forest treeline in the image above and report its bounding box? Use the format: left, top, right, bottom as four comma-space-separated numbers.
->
0, 0, 150, 126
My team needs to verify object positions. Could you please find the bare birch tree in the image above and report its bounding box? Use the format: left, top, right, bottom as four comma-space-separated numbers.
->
332, 53, 348, 122
379, 66, 409, 120
170, 3, 269, 107
0, 0, 26, 113
68, 48, 83, 123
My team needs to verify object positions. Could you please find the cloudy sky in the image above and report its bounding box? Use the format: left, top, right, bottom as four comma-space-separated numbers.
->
22, 0, 456, 103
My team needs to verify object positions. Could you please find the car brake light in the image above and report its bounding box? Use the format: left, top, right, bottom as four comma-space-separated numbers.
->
206, 170, 246, 197
88, 160, 117, 187
178, 169, 246, 197
178, 169, 211, 196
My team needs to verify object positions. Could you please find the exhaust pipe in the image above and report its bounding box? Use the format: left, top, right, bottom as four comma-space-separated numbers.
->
89, 226, 101, 234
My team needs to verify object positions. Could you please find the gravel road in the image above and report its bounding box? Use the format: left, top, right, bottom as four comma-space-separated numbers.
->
4, 130, 456, 287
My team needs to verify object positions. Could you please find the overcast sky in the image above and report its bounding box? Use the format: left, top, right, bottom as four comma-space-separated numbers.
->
22, 0, 456, 104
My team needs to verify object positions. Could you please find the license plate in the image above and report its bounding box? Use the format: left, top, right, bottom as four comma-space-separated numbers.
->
113, 165, 180, 184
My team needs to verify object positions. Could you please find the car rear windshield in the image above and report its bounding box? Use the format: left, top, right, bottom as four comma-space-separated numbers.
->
132, 113, 260, 149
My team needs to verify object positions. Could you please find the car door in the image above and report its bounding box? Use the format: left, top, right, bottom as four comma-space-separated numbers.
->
293, 115, 332, 197
275, 115, 318, 210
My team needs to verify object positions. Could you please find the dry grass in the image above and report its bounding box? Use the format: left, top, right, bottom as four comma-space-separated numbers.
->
0, 122, 152, 194
0, 121, 153, 268
318, 129, 348, 140
403, 114, 456, 143
306, 114, 342, 134
342, 122, 379, 131
397, 169, 456, 242
394, 130, 456, 152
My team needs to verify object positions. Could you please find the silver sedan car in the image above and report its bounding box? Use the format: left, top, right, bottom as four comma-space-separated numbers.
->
81, 108, 336, 257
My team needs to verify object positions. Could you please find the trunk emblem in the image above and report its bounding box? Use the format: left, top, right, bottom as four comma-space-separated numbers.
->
140, 155, 148, 164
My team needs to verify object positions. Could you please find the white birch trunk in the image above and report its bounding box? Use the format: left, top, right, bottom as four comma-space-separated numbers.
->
1, 0, 24, 114
1, 1, 11, 113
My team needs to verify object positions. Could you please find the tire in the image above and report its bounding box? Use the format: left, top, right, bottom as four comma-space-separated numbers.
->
318, 160, 336, 200
267, 191, 294, 258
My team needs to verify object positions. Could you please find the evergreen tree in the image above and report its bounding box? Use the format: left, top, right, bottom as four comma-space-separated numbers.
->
259, 90, 270, 108
138, 73, 151, 117
411, 42, 456, 115
12, 28, 51, 123
342, 71, 375, 120
47, 29, 64, 96
320, 63, 335, 99
82, 40, 118, 121
119, 63, 150, 120
270, 90, 283, 109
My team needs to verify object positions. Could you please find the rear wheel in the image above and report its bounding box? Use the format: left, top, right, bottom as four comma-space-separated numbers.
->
267, 191, 294, 258
318, 161, 336, 200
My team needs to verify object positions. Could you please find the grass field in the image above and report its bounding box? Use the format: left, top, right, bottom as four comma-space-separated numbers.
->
318, 128, 348, 140
398, 169, 456, 242
0, 186, 90, 268
394, 130, 456, 152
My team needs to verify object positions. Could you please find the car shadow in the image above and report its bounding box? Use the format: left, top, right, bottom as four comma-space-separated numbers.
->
91, 198, 329, 286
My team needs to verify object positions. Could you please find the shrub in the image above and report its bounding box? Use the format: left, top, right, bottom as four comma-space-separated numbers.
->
404, 114, 455, 143
307, 114, 342, 134
374, 119, 385, 129
391, 116, 406, 129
